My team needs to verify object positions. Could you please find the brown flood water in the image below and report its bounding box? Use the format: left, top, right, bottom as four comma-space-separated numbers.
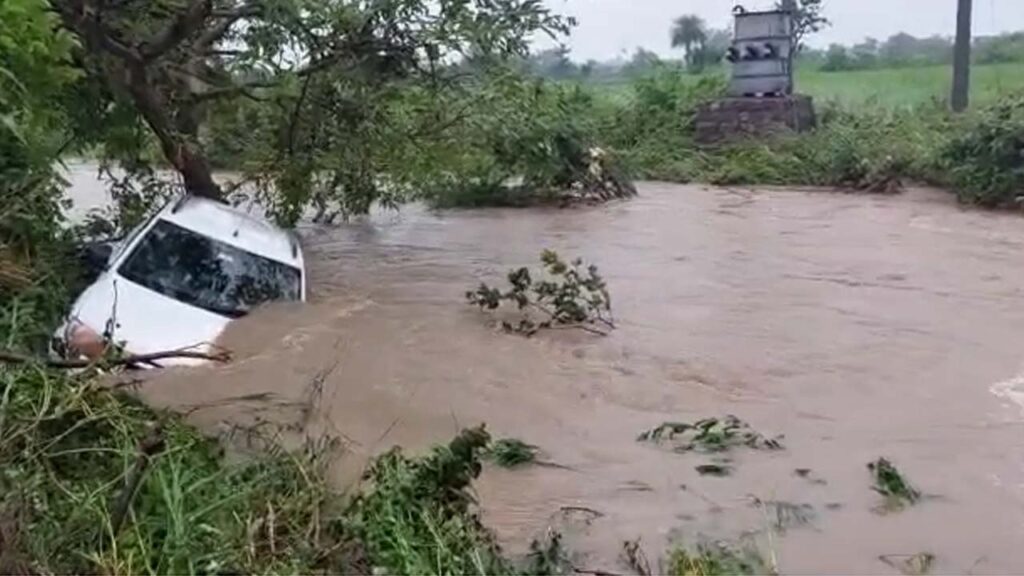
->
111, 180, 1024, 574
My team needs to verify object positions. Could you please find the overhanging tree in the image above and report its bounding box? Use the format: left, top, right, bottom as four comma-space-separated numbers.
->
52, 0, 572, 207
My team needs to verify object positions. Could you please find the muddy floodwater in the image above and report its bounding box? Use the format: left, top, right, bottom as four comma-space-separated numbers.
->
68, 164, 1024, 574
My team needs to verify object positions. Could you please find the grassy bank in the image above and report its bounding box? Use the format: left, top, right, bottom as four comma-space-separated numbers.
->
0, 356, 537, 574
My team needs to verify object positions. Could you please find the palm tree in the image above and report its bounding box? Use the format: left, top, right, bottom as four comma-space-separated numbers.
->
670, 15, 708, 69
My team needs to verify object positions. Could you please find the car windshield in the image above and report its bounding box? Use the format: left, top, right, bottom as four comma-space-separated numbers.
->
118, 219, 301, 318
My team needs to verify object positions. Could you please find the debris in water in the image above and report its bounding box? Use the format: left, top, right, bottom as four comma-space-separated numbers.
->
748, 497, 816, 533
618, 480, 655, 492
526, 531, 572, 575
485, 438, 539, 468
879, 553, 935, 575
868, 458, 921, 510
695, 464, 733, 477
622, 538, 653, 576
638, 416, 783, 453
559, 505, 605, 521
794, 468, 828, 485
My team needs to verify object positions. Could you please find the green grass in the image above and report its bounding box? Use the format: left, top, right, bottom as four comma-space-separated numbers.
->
588, 62, 1024, 109
798, 62, 1024, 108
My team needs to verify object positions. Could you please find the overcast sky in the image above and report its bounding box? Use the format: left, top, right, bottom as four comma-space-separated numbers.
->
541, 0, 1024, 61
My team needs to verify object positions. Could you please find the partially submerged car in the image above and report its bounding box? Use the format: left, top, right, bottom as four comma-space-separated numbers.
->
55, 194, 306, 366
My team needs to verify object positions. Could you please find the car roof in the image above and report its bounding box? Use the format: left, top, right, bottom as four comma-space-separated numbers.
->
159, 196, 303, 268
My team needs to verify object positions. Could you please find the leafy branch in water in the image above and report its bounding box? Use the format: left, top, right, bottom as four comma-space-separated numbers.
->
637, 416, 783, 453
467, 250, 614, 336
868, 458, 921, 510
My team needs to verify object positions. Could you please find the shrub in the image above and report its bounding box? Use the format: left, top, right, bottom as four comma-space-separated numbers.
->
940, 94, 1024, 207
597, 69, 727, 180
419, 75, 636, 209
647, 102, 951, 193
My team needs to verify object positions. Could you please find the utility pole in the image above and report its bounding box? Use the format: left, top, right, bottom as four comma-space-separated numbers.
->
951, 0, 973, 112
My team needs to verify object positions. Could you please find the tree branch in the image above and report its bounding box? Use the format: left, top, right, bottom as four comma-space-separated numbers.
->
0, 349, 231, 369
190, 80, 278, 103
110, 424, 165, 534
55, 1, 142, 63
141, 0, 213, 62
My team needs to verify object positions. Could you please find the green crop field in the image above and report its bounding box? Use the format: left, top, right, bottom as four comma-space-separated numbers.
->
588, 62, 1024, 109
797, 62, 1024, 107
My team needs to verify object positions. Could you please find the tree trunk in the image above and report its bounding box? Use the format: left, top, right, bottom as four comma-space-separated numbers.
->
125, 64, 222, 199
951, 0, 973, 112
56, 0, 224, 200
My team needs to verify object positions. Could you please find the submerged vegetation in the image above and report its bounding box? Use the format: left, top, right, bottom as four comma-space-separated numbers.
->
638, 416, 783, 453
868, 458, 922, 510
485, 438, 541, 468
667, 542, 774, 576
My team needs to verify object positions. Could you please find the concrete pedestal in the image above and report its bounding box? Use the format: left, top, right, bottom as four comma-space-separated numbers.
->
695, 95, 816, 145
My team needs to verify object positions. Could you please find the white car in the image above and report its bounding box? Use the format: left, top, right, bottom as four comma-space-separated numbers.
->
55, 194, 306, 366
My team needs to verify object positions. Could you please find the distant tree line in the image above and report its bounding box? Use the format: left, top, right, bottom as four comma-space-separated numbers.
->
805, 31, 1024, 72
519, 47, 685, 84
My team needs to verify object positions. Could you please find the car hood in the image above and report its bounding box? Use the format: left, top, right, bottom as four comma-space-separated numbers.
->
69, 272, 231, 365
